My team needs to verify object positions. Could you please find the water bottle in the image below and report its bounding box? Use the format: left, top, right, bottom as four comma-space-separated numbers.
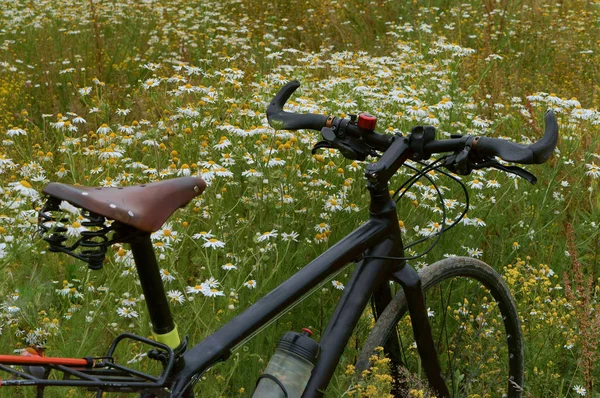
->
252, 328, 320, 398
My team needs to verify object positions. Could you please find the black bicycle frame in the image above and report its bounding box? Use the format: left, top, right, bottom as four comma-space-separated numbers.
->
164, 176, 449, 396
101, 135, 450, 396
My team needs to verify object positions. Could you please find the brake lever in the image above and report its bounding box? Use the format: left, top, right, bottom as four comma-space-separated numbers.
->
443, 153, 537, 184
444, 147, 471, 175
442, 136, 477, 176
311, 127, 374, 161
312, 140, 335, 154
471, 159, 538, 184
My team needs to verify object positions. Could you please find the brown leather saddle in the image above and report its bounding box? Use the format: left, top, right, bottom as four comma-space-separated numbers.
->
43, 177, 207, 232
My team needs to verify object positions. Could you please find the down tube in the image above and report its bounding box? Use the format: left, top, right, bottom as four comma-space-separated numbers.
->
171, 219, 389, 393
302, 237, 402, 398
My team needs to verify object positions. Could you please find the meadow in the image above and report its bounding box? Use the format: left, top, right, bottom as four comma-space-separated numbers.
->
1, 0, 600, 396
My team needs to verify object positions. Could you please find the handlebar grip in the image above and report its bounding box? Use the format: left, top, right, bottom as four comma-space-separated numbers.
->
474, 110, 558, 164
529, 110, 559, 163
267, 80, 329, 130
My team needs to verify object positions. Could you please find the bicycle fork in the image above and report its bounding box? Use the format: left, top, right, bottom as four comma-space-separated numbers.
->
389, 265, 450, 398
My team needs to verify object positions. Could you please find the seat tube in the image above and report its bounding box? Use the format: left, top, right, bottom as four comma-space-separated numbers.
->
129, 232, 180, 349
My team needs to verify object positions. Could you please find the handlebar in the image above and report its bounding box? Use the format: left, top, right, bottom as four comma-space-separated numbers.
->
266, 80, 329, 130
267, 80, 393, 152
424, 109, 558, 165
266, 80, 559, 166
473, 111, 558, 164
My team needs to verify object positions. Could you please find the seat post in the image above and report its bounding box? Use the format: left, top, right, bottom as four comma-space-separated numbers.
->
128, 232, 180, 349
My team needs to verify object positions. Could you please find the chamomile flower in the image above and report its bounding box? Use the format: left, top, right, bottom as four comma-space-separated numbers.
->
332, 280, 344, 290
198, 160, 221, 171
486, 179, 500, 188
98, 147, 124, 159
120, 296, 137, 306
473, 218, 486, 227
6, 127, 27, 137
78, 87, 92, 96
244, 280, 257, 289
427, 221, 442, 232
118, 125, 134, 134
215, 167, 233, 177
347, 161, 360, 172
314, 223, 330, 233
242, 169, 263, 177
184, 65, 203, 75
143, 78, 160, 89
281, 231, 299, 242
59, 200, 79, 214
96, 124, 112, 134
160, 269, 176, 283
186, 284, 204, 295
467, 179, 484, 189
203, 238, 225, 249
463, 247, 483, 258
220, 153, 235, 166
267, 157, 286, 167
178, 83, 199, 94
152, 222, 178, 243
6, 305, 20, 313
116, 108, 131, 116
167, 290, 185, 305
203, 288, 225, 297
282, 194, 294, 204
177, 164, 191, 176
116, 307, 138, 318
257, 230, 278, 242
66, 221, 87, 238
324, 196, 343, 212
192, 230, 214, 240
204, 277, 220, 288
10, 180, 38, 198
471, 117, 490, 128
585, 162, 600, 178
214, 137, 231, 149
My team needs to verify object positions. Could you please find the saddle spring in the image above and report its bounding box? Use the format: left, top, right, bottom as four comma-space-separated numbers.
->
38, 196, 117, 270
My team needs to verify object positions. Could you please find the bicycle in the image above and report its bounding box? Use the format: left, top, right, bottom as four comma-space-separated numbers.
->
0, 80, 558, 397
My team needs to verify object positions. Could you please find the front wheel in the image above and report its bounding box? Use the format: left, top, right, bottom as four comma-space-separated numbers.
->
357, 257, 524, 397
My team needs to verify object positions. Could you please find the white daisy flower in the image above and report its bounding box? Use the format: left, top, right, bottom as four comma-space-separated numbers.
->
244, 280, 257, 289
116, 307, 138, 318
167, 290, 185, 305
257, 230, 278, 242
202, 238, 225, 249
96, 124, 112, 134
6, 127, 27, 137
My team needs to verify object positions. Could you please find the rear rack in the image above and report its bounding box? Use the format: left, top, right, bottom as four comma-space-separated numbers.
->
0, 333, 177, 397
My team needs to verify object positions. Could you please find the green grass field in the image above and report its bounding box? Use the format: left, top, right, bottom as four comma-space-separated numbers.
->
1, 0, 599, 396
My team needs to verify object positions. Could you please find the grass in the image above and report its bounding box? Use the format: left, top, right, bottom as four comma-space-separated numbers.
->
1, 0, 600, 396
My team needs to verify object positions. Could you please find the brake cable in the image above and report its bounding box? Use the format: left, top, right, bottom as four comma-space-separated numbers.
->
360, 157, 470, 262
392, 156, 449, 201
